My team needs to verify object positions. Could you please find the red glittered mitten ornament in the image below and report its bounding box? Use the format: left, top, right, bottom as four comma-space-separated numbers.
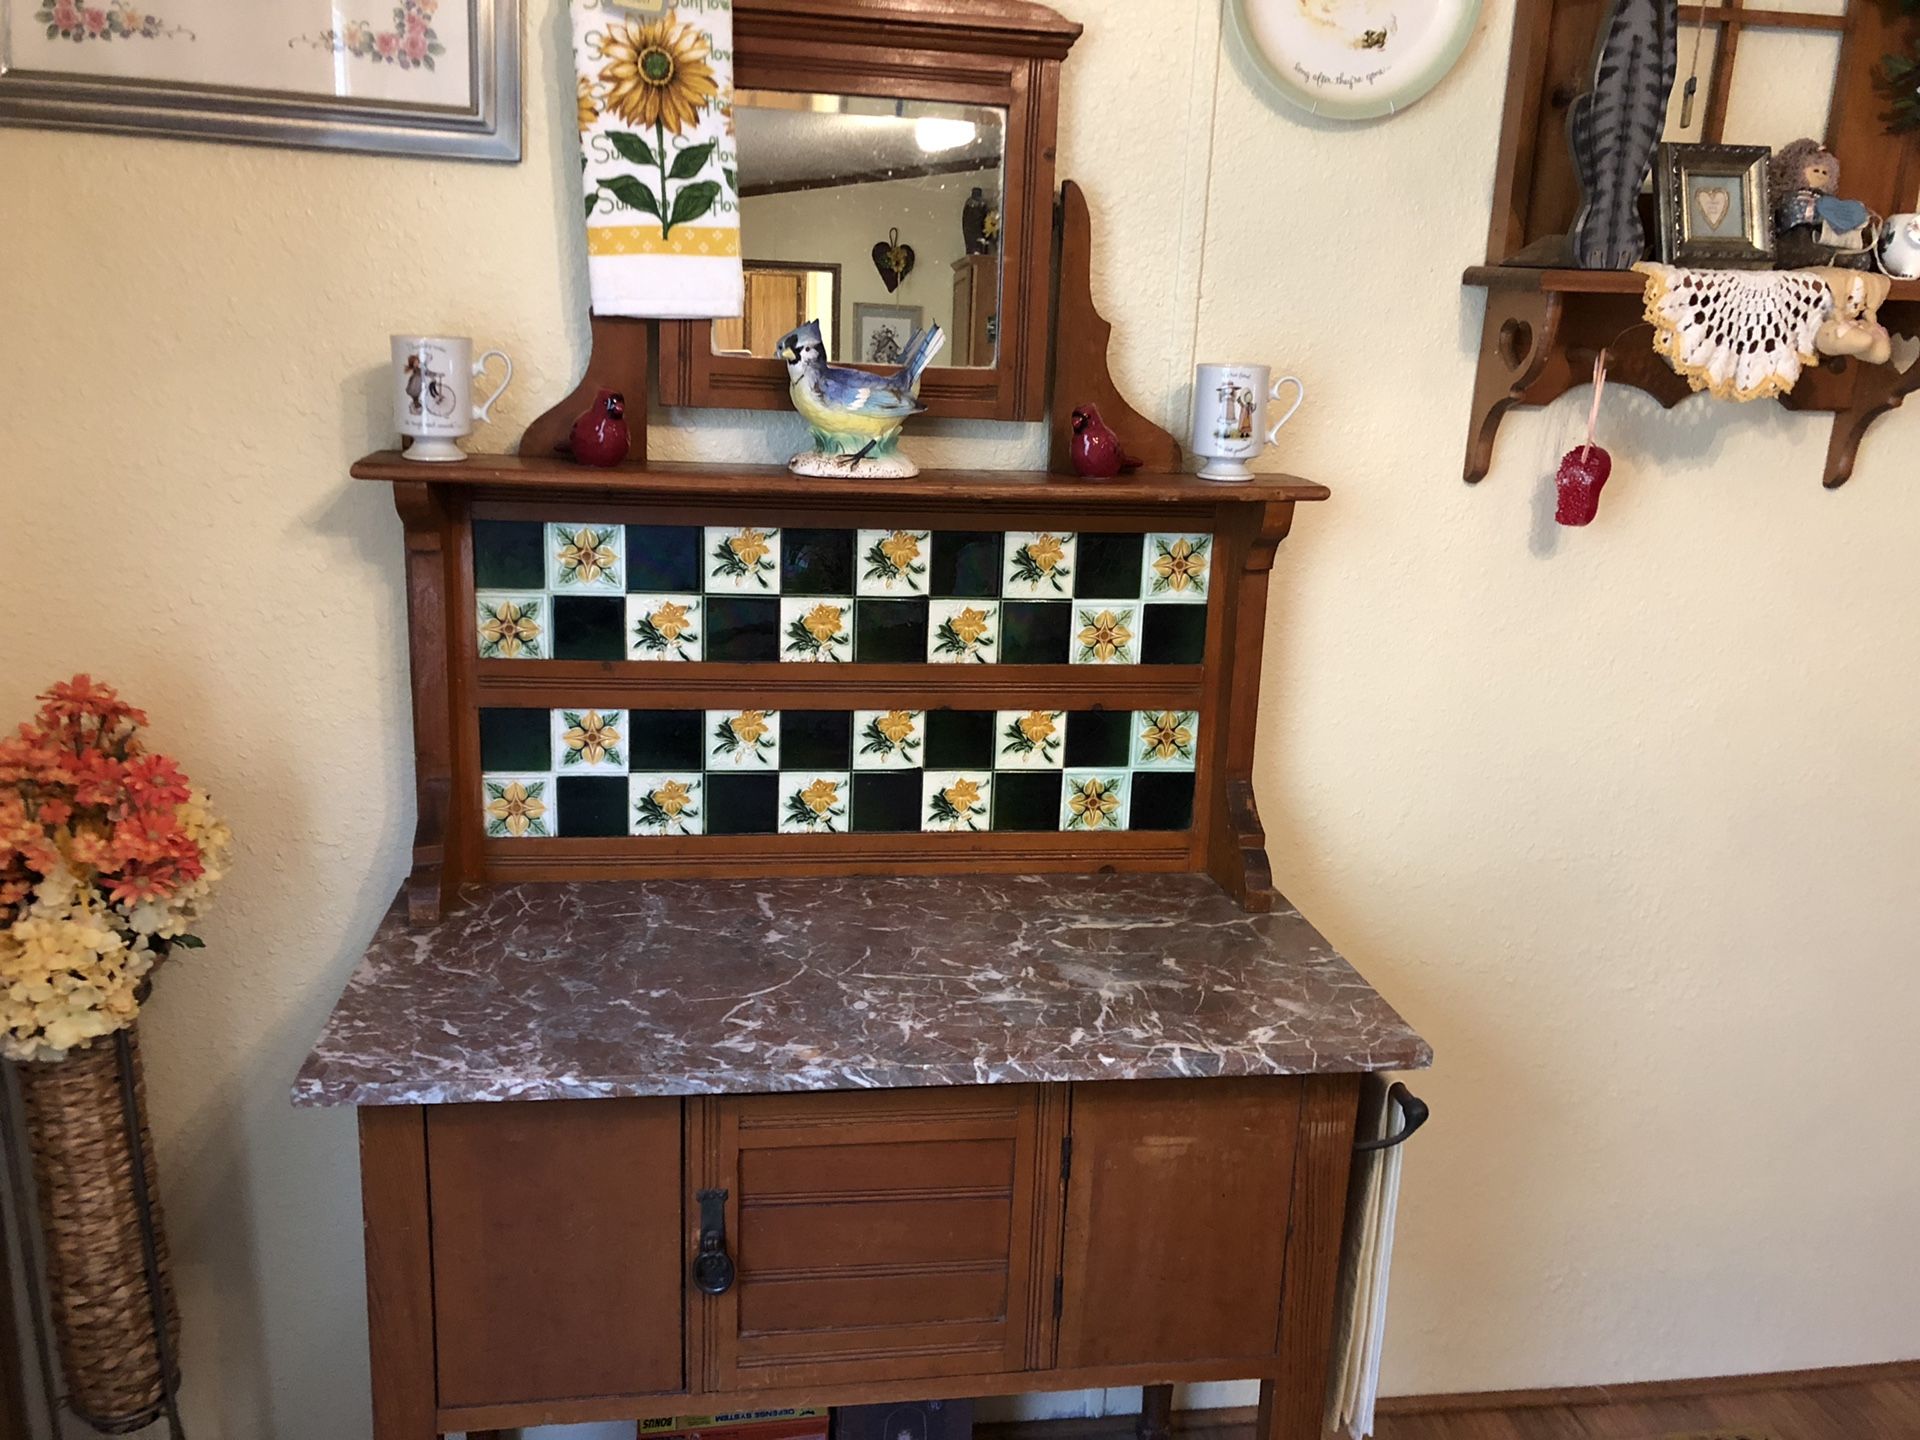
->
1554, 353, 1612, 527
1555, 444, 1611, 526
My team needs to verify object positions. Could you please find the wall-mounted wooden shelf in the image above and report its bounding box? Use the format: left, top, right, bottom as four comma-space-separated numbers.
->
1463, 264, 1920, 489
1468, 0, 1920, 490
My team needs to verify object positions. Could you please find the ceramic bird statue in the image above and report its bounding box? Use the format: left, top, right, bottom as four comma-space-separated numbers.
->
1068, 404, 1143, 478
567, 388, 629, 468
776, 318, 946, 478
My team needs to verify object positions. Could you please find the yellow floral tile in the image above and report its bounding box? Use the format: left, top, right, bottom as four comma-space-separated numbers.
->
547, 522, 625, 592
630, 773, 703, 836
1061, 771, 1130, 832
923, 770, 992, 832
1134, 709, 1199, 770
476, 592, 545, 660
626, 593, 702, 661
780, 597, 852, 663
706, 708, 779, 767
779, 771, 849, 833
482, 775, 552, 839
1142, 533, 1211, 603
854, 709, 923, 770
857, 528, 930, 596
705, 525, 780, 593
928, 599, 999, 664
1072, 605, 1138, 665
1003, 532, 1077, 597
995, 709, 1065, 770
551, 708, 626, 773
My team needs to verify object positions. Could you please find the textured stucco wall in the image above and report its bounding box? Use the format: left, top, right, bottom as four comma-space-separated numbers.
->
4, 0, 1918, 1436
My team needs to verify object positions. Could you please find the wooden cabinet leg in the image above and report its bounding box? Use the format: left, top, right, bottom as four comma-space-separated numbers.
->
1137, 1384, 1174, 1440
360, 1108, 439, 1440
1262, 1074, 1364, 1440
1255, 1377, 1315, 1440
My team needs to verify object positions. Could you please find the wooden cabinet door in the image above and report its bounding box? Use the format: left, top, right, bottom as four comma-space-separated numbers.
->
1056, 1078, 1302, 1368
700, 1086, 1054, 1389
428, 1099, 685, 1408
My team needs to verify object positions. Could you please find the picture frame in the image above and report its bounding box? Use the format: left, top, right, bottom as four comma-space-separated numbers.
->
0, 0, 521, 161
1656, 142, 1774, 268
852, 303, 924, 367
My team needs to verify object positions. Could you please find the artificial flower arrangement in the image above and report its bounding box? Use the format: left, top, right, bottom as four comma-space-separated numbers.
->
0, 676, 230, 1063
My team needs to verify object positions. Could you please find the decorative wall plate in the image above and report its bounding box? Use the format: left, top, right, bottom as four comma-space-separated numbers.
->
1227, 0, 1481, 121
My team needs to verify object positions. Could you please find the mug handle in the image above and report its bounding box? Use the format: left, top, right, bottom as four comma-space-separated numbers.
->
1266, 376, 1305, 444
472, 349, 514, 424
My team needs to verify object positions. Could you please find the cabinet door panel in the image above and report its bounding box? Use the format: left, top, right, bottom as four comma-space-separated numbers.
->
708, 1086, 1046, 1387
428, 1099, 684, 1408
1057, 1078, 1302, 1368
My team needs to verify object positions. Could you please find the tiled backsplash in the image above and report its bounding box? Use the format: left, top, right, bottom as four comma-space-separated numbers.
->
473, 522, 1212, 665
479, 706, 1200, 837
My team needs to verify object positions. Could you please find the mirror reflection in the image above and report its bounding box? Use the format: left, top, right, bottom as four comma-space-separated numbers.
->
713, 90, 1006, 369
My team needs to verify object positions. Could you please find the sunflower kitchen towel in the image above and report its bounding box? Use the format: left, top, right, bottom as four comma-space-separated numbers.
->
574, 0, 742, 318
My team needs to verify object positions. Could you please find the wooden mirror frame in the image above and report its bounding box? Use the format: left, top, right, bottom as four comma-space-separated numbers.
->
656, 0, 1081, 422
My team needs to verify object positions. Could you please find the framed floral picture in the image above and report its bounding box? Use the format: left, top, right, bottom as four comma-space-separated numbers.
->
0, 0, 521, 160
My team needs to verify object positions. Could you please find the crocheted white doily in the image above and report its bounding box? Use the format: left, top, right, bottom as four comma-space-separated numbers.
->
1634, 263, 1832, 401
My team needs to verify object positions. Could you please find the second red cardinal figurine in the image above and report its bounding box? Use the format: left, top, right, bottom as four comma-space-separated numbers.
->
1068, 403, 1142, 478
568, 388, 630, 467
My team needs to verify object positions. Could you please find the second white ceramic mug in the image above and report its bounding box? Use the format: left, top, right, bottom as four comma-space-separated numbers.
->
1189, 362, 1305, 482
392, 334, 514, 463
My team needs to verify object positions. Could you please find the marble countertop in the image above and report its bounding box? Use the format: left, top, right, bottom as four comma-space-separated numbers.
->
293, 874, 1430, 1107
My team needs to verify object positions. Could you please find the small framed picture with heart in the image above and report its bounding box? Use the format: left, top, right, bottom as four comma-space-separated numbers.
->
1656, 143, 1774, 268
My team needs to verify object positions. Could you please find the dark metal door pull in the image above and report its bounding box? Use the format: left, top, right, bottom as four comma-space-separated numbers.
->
692, 1187, 736, 1295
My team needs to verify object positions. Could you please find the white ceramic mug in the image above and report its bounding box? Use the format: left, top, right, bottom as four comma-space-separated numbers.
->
392, 334, 514, 462
1189, 363, 1305, 482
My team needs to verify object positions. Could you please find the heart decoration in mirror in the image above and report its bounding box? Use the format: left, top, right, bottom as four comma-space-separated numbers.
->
872, 227, 916, 292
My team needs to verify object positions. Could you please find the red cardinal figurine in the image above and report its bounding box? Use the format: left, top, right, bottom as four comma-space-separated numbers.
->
568, 388, 630, 468
1068, 403, 1142, 478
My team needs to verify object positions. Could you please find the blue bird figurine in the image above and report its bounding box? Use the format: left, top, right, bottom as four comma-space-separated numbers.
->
775, 318, 946, 477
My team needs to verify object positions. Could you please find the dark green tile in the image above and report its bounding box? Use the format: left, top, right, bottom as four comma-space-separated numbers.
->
1000, 601, 1072, 665
854, 598, 929, 662
781, 528, 855, 595
782, 711, 853, 769
627, 525, 702, 593
1075, 533, 1146, 599
473, 520, 545, 590
1130, 772, 1196, 831
705, 597, 780, 662
1141, 605, 1207, 665
556, 776, 627, 837
851, 772, 922, 832
552, 596, 626, 660
930, 532, 1003, 597
1064, 709, 1131, 768
993, 772, 1063, 832
706, 772, 778, 835
628, 710, 705, 771
924, 710, 994, 769
479, 708, 550, 773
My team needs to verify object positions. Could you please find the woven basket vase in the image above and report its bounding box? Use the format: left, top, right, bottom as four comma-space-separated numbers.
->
15, 1027, 181, 1434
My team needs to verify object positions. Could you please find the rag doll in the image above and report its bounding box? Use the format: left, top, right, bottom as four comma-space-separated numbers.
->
1771, 139, 1879, 268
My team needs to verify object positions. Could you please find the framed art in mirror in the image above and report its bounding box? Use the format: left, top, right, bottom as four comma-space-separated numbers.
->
657, 0, 1083, 422
0, 0, 521, 161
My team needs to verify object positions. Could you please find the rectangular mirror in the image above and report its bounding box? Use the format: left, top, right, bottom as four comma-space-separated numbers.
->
717, 89, 1006, 369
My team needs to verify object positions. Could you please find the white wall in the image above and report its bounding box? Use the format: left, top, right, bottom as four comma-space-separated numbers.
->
4, 0, 1918, 1436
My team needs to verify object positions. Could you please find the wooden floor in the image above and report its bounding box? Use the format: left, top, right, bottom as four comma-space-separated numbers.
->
985, 1367, 1920, 1440
1366, 1372, 1920, 1438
